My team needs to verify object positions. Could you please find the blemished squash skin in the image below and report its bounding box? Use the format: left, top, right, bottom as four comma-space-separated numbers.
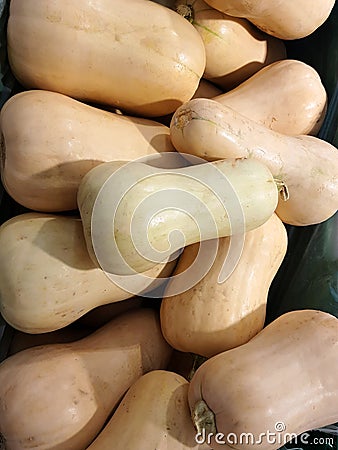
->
0, 309, 172, 450
7, 0, 206, 117
7, 297, 143, 355
188, 310, 338, 450
213, 60, 327, 136
0, 213, 174, 333
87, 370, 200, 450
176, 0, 286, 90
203, 0, 336, 40
170, 98, 338, 226
160, 213, 288, 357
0, 90, 175, 212
153, 78, 222, 128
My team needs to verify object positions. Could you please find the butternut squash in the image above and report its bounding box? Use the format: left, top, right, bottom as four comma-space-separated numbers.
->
0, 213, 174, 333
170, 98, 338, 226
0, 90, 175, 212
213, 59, 327, 135
87, 370, 199, 450
176, 0, 286, 90
0, 308, 172, 450
7, 0, 206, 117
7, 327, 91, 356
203, 0, 336, 40
160, 213, 287, 357
77, 157, 278, 276
188, 309, 338, 450
74, 297, 143, 329
154, 78, 222, 128
194, 79, 223, 98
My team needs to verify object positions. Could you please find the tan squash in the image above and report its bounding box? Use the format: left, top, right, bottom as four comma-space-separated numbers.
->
188, 309, 338, 450
0, 90, 175, 212
213, 59, 327, 135
154, 78, 222, 127
7, 327, 91, 356
170, 98, 338, 226
175, 0, 286, 90
0, 213, 174, 333
194, 78, 223, 98
160, 213, 287, 357
87, 370, 199, 450
7, 0, 206, 117
203, 0, 336, 39
77, 158, 278, 275
8, 297, 143, 355
0, 308, 172, 450
74, 297, 143, 329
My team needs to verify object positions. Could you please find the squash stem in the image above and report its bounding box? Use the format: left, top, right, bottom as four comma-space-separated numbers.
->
274, 178, 290, 201
176, 3, 194, 22
192, 399, 217, 435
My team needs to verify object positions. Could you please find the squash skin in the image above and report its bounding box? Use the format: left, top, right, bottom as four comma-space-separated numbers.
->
203, 0, 336, 40
176, 0, 286, 90
188, 309, 338, 450
154, 78, 222, 127
8, 298, 143, 355
7, 0, 206, 117
0, 90, 175, 212
0, 309, 172, 450
77, 158, 278, 275
160, 213, 287, 357
170, 98, 338, 226
74, 296, 143, 329
0, 213, 173, 333
87, 370, 199, 450
194, 78, 223, 98
7, 327, 91, 357
213, 60, 327, 136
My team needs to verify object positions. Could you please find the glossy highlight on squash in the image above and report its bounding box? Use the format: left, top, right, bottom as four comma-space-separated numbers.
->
7, 0, 206, 116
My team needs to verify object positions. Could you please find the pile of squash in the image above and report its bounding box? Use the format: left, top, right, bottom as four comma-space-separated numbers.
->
0, 0, 337, 449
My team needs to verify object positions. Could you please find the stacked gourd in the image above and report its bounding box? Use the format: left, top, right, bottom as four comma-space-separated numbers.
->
0, 1, 337, 449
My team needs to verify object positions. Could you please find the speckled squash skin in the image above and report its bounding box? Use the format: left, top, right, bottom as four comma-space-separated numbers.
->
170, 98, 338, 226
160, 213, 287, 357
213, 60, 327, 135
188, 310, 338, 450
0, 213, 173, 333
0, 309, 172, 450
